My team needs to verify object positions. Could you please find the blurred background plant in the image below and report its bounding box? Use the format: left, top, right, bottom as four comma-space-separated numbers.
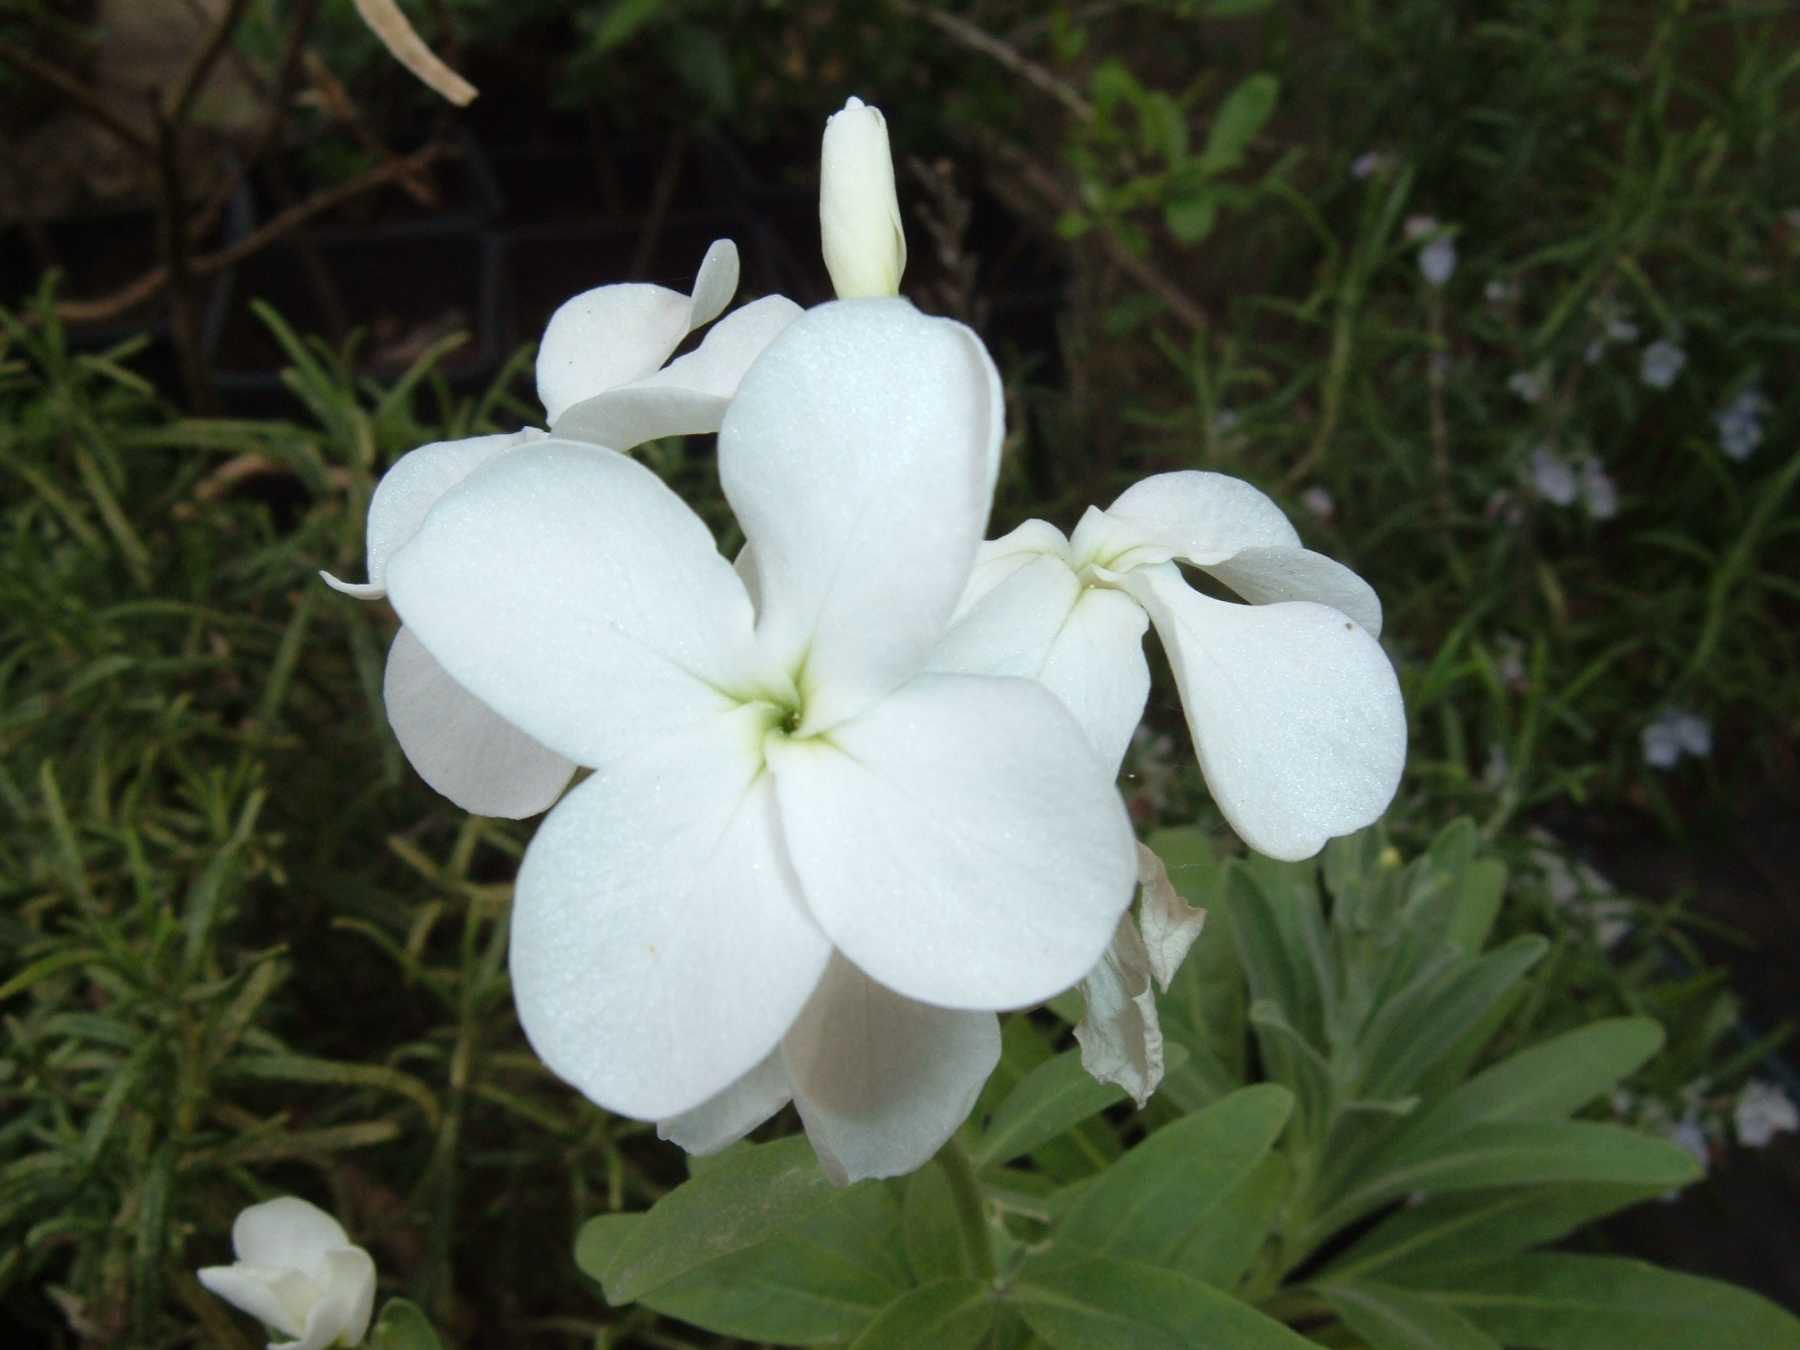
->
2, 0, 1796, 1345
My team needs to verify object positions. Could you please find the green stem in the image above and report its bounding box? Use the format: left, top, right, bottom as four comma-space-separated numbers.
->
935, 1136, 997, 1282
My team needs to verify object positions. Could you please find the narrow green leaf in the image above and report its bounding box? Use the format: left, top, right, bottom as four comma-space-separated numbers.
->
1318, 1280, 1500, 1350
1200, 74, 1280, 173
1013, 1258, 1315, 1349
973, 1051, 1128, 1169
904, 1163, 976, 1282
593, 1136, 843, 1303
850, 1279, 993, 1350
1047, 1084, 1293, 1266
1419, 1254, 1800, 1350
1172, 1151, 1289, 1289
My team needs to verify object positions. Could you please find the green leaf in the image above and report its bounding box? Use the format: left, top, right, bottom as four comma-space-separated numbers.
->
1171, 1151, 1289, 1288
1418, 1254, 1800, 1349
1317, 1280, 1499, 1350
584, 1184, 908, 1345
850, 1279, 994, 1350
1164, 193, 1220, 244
588, 0, 663, 53
582, 1136, 842, 1303
904, 1164, 977, 1281
1047, 1084, 1293, 1266
1325, 1184, 1667, 1283
1383, 1018, 1663, 1161
1312, 1122, 1700, 1239
1200, 73, 1280, 173
1013, 1258, 1315, 1349
1445, 860, 1507, 954
973, 1050, 1128, 1169
367, 1299, 444, 1350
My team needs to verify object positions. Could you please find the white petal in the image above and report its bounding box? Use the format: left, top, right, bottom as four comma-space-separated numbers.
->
535, 240, 740, 423
951, 518, 1071, 622
1120, 564, 1406, 861
196, 1264, 313, 1339
386, 440, 758, 768
719, 299, 1003, 733
510, 707, 832, 1119
382, 626, 575, 818
657, 1050, 793, 1157
321, 429, 543, 598
820, 98, 907, 300
1135, 842, 1206, 991
765, 672, 1136, 1010
1069, 471, 1300, 573
551, 295, 804, 449
231, 1197, 350, 1270
299, 1248, 376, 1350
1201, 545, 1383, 637
932, 556, 1150, 775
1073, 915, 1164, 1109
783, 954, 999, 1184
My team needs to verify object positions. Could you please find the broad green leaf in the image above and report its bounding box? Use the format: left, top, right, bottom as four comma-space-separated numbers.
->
1047, 1084, 1293, 1266
1013, 1258, 1314, 1349
1149, 826, 1244, 1084
1385, 1018, 1663, 1161
1310, 1122, 1700, 1239
1418, 1254, 1800, 1349
367, 1299, 444, 1350
1317, 1280, 1499, 1350
1165, 193, 1220, 244
1200, 73, 1280, 173
973, 1050, 1127, 1169
1324, 1184, 1666, 1283
1171, 1151, 1289, 1289
904, 1163, 977, 1282
586, 1136, 842, 1303
585, 1184, 908, 1345
850, 1279, 994, 1350
1445, 860, 1507, 954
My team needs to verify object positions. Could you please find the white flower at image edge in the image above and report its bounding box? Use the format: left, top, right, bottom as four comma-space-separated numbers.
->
381, 300, 1138, 1184
321, 240, 802, 819
197, 1197, 375, 1350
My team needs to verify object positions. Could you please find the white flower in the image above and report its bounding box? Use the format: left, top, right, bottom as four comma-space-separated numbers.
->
323, 241, 802, 818
1642, 708, 1712, 769
197, 1198, 375, 1350
931, 472, 1406, 862
1714, 386, 1769, 462
1073, 844, 1207, 1106
1579, 457, 1618, 520
1528, 444, 1578, 506
1735, 1080, 1799, 1148
384, 300, 1137, 1185
820, 96, 907, 299
1299, 485, 1335, 522
1419, 235, 1457, 287
1507, 363, 1551, 404
1639, 338, 1687, 389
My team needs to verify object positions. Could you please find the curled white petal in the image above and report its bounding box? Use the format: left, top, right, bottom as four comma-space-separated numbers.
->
1201, 545, 1384, 638
820, 97, 907, 299
1069, 471, 1300, 573
1074, 915, 1164, 1109
783, 955, 999, 1184
1135, 841, 1206, 991
197, 1197, 375, 1350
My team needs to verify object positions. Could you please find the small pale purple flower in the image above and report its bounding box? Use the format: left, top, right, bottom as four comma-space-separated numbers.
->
1735, 1080, 1799, 1148
1579, 458, 1618, 520
1419, 236, 1457, 287
1714, 386, 1770, 462
1642, 708, 1712, 769
1528, 444, 1578, 506
1507, 364, 1551, 404
1299, 485, 1336, 522
1640, 339, 1687, 390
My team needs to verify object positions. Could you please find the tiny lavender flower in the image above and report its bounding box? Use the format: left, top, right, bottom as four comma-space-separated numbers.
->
1579, 457, 1619, 521
1714, 386, 1770, 462
1351, 149, 1397, 180
1507, 363, 1551, 405
1640, 338, 1687, 390
1299, 485, 1336, 522
1419, 235, 1457, 286
1642, 709, 1712, 769
1735, 1080, 1799, 1148
1528, 444, 1578, 506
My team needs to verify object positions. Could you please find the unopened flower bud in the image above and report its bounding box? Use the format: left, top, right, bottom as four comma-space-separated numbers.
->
820, 97, 907, 299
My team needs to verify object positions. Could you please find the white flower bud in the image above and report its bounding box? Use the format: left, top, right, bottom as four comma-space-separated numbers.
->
820, 97, 907, 299
198, 1197, 376, 1350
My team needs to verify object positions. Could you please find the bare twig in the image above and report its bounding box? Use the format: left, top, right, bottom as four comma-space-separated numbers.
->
889, 0, 1094, 125
167, 0, 255, 127
629, 131, 687, 279
52, 141, 457, 325
0, 36, 154, 156
303, 51, 439, 206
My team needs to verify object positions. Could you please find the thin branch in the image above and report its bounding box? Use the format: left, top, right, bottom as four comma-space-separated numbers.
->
889, 0, 1094, 125
52, 141, 457, 325
167, 0, 255, 128
0, 36, 155, 155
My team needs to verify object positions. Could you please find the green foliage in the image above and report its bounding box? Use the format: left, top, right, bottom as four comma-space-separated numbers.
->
580, 822, 1800, 1349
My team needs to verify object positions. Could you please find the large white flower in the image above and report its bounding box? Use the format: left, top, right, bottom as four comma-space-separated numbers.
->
197, 1197, 376, 1350
382, 299, 1138, 1181
933, 471, 1406, 861
322, 240, 801, 818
